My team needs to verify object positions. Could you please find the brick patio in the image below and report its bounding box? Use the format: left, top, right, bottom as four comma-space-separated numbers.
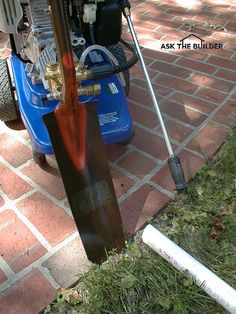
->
0, 0, 236, 313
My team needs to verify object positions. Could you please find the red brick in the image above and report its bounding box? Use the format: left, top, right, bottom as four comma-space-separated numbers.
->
139, 3, 167, 12
206, 3, 231, 9
157, 120, 192, 143
191, 73, 233, 93
0, 269, 7, 285
131, 126, 172, 160
213, 100, 236, 128
117, 150, 157, 178
21, 163, 66, 200
199, 8, 220, 16
160, 100, 207, 127
190, 28, 212, 36
187, 122, 229, 158
132, 6, 148, 14
224, 42, 236, 51
161, 35, 180, 42
165, 9, 195, 18
211, 32, 236, 43
217, 13, 236, 20
177, 58, 217, 74
143, 56, 157, 67
215, 69, 236, 82
0, 163, 32, 200
157, 26, 188, 39
17, 192, 77, 246
170, 92, 217, 114
120, 184, 170, 234
0, 210, 47, 273
138, 37, 161, 49
0, 196, 5, 207
134, 27, 162, 42
0, 133, 32, 167
105, 143, 129, 162
226, 21, 236, 31
173, 50, 208, 61
0, 270, 55, 314
144, 12, 176, 22
151, 61, 191, 78
133, 20, 159, 31
142, 55, 159, 66
142, 48, 178, 63
128, 85, 154, 108
155, 19, 183, 29
151, 150, 205, 191
205, 48, 233, 58
208, 55, 236, 71
131, 79, 172, 97
129, 103, 159, 128
154, 74, 198, 94
192, 15, 226, 25
151, 164, 175, 192
122, 32, 132, 42
132, 12, 152, 22
196, 87, 227, 104
129, 64, 157, 81
231, 92, 236, 100
110, 167, 134, 198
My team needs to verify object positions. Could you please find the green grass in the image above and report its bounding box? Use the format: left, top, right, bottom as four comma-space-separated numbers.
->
46, 130, 236, 314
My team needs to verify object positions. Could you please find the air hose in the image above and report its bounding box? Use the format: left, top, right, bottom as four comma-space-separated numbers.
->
82, 39, 138, 79
80, 44, 126, 86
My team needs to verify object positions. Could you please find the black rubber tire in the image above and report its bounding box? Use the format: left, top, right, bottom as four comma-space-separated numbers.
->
33, 149, 46, 166
0, 59, 18, 122
120, 130, 135, 145
107, 43, 130, 96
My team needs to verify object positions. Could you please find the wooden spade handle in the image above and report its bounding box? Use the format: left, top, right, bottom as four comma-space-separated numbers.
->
48, 0, 77, 104
48, 0, 87, 171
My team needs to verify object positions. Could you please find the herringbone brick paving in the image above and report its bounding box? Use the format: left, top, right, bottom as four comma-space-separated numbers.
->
0, 0, 236, 312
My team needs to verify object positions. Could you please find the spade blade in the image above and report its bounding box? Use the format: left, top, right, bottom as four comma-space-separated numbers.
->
45, 0, 125, 263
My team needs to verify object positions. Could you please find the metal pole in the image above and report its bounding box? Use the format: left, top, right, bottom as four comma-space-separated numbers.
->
127, 16, 174, 157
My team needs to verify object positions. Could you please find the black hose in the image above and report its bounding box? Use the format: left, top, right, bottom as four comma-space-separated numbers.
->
113, 39, 138, 73
89, 23, 96, 45
91, 39, 138, 79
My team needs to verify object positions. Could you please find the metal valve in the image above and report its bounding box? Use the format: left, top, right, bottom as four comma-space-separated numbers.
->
45, 61, 100, 100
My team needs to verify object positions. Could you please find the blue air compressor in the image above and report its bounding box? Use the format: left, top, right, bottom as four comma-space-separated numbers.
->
0, 0, 136, 163
0, 0, 186, 191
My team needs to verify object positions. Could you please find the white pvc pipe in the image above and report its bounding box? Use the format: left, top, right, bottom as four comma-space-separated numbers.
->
142, 224, 236, 313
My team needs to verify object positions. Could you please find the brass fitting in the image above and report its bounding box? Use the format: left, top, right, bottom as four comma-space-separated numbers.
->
75, 61, 93, 82
45, 61, 62, 99
78, 84, 101, 96
45, 60, 99, 99
45, 61, 61, 81
124, 7, 131, 17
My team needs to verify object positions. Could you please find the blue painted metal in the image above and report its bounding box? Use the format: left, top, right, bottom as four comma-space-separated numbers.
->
10, 54, 133, 155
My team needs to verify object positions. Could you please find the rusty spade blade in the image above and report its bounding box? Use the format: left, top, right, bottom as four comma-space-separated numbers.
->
43, 0, 125, 263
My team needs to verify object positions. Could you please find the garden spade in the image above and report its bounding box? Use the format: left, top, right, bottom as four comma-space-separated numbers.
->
43, 0, 125, 264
